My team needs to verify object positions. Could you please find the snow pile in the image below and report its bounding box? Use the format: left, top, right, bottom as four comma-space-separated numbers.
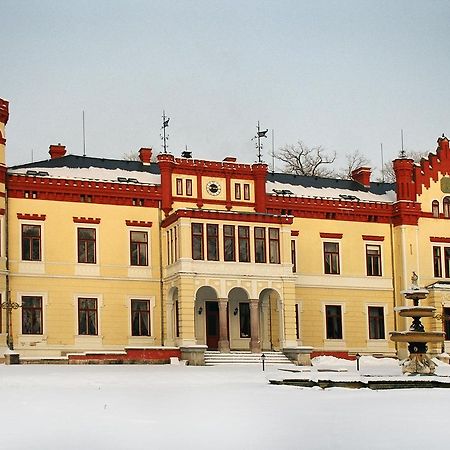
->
9, 167, 161, 185
358, 356, 402, 376
267, 180, 396, 203
312, 355, 355, 372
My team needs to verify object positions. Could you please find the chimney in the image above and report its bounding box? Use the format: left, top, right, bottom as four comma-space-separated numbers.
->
351, 167, 371, 188
49, 143, 66, 159
223, 156, 237, 162
139, 147, 153, 165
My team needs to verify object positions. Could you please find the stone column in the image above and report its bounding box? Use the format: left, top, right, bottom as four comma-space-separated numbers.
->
249, 299, 261, 353
218, 299, 230, 353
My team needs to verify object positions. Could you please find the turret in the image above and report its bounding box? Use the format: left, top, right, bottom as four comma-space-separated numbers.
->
0, 98, 9, 167
393, 158, 415, 201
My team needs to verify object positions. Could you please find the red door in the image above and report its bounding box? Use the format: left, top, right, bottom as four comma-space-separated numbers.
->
206, 301, 219, 350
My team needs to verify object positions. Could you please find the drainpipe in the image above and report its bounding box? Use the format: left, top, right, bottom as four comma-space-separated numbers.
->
389, 222, 398, 353
158, 202, 165, 347
4, 179, 11, 349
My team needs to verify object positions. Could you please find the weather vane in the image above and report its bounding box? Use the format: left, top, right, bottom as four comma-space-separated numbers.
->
252, 121, 268, 163
161, 110, 170, 153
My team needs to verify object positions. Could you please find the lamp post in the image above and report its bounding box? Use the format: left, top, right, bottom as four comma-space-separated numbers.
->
261, 353, 266, 371
355, 353, 361, 372
1, 297, 21, 350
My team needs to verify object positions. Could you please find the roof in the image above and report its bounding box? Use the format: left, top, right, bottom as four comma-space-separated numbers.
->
8, 154, 161, 185
267, 172, 396, 203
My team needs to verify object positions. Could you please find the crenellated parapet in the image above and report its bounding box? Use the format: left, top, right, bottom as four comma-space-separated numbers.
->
0, 98, 9, 125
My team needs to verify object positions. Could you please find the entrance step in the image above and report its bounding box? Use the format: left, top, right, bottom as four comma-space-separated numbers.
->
204, 350, 294, 366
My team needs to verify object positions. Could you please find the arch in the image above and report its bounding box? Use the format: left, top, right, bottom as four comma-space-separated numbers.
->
444, 197, 450, 218
195, 286, 219, 348
259, 288, 283, 351
432, 200, 440, 218
166, 287, 179, 345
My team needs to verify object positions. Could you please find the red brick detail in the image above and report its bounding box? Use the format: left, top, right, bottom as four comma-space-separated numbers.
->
139, 147, 153, 164
351, 167, 371, 187
253, 163, 268, 213
393, 158, 415, 201
430, 236, 450, 243
0, 166, 6, 183
161, 209, 294, 228
0, 98, 9, 125
49, 144, 66, 159
320, 232, 343, 239
68, 348, 181, 363
392, 201, 421, 226
0, 130, 5, 145
310, 351, 354, 360
17, 213, 46, 221
196, 172, 203, 209
73, 217, 101, 224
362, 235, 385, 241
125, 220, 153, 227
157, 153, 175, 215
291, 230, 299, 236
7, 175, 161, 207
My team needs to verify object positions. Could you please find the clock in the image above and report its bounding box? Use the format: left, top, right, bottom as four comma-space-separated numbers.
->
206, 181, 221, 196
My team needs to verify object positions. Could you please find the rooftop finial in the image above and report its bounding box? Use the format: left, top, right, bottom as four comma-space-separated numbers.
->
252, 121, 268, 163
161, 111, 170, 154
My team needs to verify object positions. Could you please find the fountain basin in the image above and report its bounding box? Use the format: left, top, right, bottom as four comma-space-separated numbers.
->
395, 306, 436, 317
400, 288, 429, 299
390, 331, 445, 343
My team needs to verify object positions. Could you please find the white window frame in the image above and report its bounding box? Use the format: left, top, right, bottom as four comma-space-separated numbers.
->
73, 293, 103, 337
322, 302, 345, 342
364, 240, 384, 277
366, 303, 388, 341
18, 220, 45, 273
17, 291, 48, 339
321, 239, 342, 275
128, 296, 156, 340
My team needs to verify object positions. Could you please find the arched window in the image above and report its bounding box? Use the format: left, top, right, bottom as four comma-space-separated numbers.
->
432, 200, 440, 218
444, 197, 450, 218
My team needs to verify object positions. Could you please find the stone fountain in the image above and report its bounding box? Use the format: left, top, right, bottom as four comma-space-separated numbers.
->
390, 273, 445, 375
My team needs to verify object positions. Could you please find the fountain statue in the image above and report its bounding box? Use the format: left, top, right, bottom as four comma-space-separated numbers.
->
390, 272, 445, 375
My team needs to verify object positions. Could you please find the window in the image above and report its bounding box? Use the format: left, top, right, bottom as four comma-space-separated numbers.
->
192, 223, 204, 260
78, 298, 98, 335
254, 227, 266, 263
239, 303, 251, 338
175, 300, 180, 338
224, 225, 235, 261
130, 231, 148, 266
238, 226, 250, 262
432, 200, 440, 218
235, 184, 241, 200
22, 225, 41, 261
243, 184, 250, 200
325, 305, 342, 339
366, 244, 382, 276
445, 248, 450, 278
207, 224, 219, 261
434, 246, 442, 277
324, 242, 340, 274
176, 178, 183, 195
368, 306, 385, 339
22, 296, 43, 334
291, 240, 297, 273
131, 299, 150, 336
444, 197, 450, 218
77, 228, 96, 264
269, 228, 280, 264
444, 307, 450, 340
295, 304, 300, 339
186, 179, 193, 196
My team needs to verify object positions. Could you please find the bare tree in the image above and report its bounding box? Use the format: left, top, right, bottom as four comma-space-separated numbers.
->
122, 150, 140, 161
337, 150, 371, 180
276, 141, 336, 177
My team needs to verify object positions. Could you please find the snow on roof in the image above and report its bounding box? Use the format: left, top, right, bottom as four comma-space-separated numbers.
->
267, 180, 396, 203
9, 166, 161, 185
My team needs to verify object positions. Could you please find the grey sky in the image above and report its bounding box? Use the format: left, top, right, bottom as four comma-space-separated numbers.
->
2, 0, 450, 174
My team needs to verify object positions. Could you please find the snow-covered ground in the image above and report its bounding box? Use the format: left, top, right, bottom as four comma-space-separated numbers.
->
1, 360, 450, 450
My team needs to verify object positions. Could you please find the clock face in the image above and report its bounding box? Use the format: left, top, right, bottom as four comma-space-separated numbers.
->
206, 181, 221, 196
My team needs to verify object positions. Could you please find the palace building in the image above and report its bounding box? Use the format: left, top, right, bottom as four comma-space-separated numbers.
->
1, 97, 450, 364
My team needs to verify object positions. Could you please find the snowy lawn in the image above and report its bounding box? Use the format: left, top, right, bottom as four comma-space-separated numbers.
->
1, 363, 449, 450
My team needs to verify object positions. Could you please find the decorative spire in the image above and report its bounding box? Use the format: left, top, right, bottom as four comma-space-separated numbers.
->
161, 111, 170, 153
252, 121, 268, 163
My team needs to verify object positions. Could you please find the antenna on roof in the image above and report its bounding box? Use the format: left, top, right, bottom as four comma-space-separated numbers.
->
82, 110, 86, 157
380, 143, 384, 182
252, 121, 268, 163
400, 129, 406, 158
161, 110, 170, 153
31, 148, 34, 162
271, 129, 275, 173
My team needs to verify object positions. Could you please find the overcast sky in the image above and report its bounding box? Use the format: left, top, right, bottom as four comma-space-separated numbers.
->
2, 0, 450, 174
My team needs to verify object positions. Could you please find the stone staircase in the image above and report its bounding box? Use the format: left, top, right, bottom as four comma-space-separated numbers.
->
204, 350, 294, 366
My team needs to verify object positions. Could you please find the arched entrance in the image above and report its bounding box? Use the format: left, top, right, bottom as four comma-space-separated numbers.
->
166, 287, 179, 346
259, 288, 283, 351
195, 286, 221, 350
228, 287, 250, 351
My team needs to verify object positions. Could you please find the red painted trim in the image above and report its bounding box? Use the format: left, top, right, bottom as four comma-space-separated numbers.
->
291, 230, 299, 236
362, 235, 385, 241
0, 132, 5, 145
310, 351, 354, 360
320, 232, 343, 239
68, 348, 181, 363
73, 217, 101, 224
196, 172, 203, 208
0, 98, 9, 125
125, 220, 153, 227
7, 174, 161, 207
0, 208, 4, 215
0, 166, 6, 183
17, 213, 46, 221
430, 236, 450, 243
161, 209, 293, 228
